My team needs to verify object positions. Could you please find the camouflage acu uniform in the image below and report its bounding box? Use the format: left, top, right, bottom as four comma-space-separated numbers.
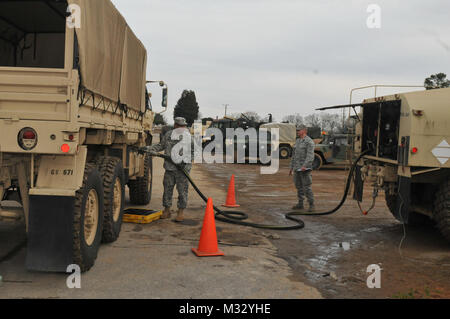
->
162, 170, 190, 209
291, 136, 315, 206
147, 128, 194, 209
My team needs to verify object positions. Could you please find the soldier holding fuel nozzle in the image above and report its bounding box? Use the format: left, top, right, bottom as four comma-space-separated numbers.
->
141, 117, 194, 222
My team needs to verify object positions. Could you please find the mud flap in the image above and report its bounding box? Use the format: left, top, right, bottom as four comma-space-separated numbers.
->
26, 196, 75, 272
394, 176, 411, 223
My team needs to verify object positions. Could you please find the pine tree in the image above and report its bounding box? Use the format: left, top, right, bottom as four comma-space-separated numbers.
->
153, 113, 167, 125
174, 90, 200, 126
424, 73, 450, 90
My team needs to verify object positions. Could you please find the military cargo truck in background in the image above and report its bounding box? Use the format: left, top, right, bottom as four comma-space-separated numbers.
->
0, 0, 168, 272
260, 123, 296, 159
319, 88, 450, 241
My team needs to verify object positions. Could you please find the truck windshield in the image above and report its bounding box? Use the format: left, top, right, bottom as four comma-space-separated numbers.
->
0, 0, 67, 69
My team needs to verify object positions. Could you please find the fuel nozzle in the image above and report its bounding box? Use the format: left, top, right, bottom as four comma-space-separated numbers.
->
138, 147, 170, 160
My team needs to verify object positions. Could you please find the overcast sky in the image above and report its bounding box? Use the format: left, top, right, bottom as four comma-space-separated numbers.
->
111, 0, 450, 123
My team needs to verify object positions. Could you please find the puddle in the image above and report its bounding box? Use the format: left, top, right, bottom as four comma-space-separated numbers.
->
304, 238, 362, 280
362, 227, 382, 233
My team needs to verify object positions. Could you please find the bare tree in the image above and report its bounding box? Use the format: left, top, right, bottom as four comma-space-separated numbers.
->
320, 113, 340, 133
241, 111, 261, 122
282, 113, 304, 126
304, 114, 321, 128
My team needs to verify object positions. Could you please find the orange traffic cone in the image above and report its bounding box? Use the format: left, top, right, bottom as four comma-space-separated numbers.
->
222, 175, 240, 208
192, 198, 224, 257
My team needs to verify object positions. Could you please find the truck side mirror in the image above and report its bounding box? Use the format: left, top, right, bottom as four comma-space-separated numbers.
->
146, 80, 168, 114
162, 87, 168, 109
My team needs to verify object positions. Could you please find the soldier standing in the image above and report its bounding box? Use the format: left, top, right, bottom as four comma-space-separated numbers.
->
289, 125, 316, 212
146, 117, 193, 222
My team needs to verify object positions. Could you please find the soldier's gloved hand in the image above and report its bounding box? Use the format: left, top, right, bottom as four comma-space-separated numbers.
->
176, 161, 188, 170
138, 147, 158, 157
138, 146, 149, 155
147, 150, 159, 157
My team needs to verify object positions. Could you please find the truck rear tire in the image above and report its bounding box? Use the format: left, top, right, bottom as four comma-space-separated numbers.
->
128, 154, 153, 205
73, 164, 104, 272
434, 178, 450, 242
98, 157, 125, 243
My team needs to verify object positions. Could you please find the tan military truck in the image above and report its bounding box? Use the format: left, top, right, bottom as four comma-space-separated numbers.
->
0, 0, 167, 272
259, 123, 296, 159
319, 88, 450, 241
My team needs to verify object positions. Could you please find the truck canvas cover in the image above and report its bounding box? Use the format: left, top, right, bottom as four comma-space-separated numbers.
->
260, 123, 296, 144
0, 0, 147, 113
68, 0, 147, 113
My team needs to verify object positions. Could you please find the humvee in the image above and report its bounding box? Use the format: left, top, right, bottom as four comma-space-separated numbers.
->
313, 134, 352, 170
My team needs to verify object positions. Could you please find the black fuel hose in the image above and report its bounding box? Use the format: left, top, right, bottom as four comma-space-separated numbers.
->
146, 151, 368, 230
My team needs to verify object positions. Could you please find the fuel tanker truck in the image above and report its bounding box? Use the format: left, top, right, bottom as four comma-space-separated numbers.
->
0, 0, 167, 272
318, 88, 450, 241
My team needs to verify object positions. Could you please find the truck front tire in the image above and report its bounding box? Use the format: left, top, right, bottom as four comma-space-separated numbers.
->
434, 178, 450, 242
279, 146, 291, 159
98, 157, 125, 244
128, 154, 153, 205
73, 164, 104, 272
313, 153, 323, 170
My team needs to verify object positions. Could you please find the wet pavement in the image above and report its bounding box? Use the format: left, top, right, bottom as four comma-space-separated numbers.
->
0, 158, 449, 299
201, 160, 450, 299
0, 158, 322, 299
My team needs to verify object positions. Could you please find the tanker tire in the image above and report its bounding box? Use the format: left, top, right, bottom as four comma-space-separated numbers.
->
385, 192, 429, 226
434, 178, 450, 242
73, 164, 104, 273
97, 157, 125, 243
128, 154, 153, 205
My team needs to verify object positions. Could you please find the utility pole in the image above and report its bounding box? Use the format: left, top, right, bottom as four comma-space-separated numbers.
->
223, 104, 229, 117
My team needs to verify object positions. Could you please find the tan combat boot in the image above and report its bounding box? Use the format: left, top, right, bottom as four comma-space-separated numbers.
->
161, 207, 172, 219
175, 209, 185, 222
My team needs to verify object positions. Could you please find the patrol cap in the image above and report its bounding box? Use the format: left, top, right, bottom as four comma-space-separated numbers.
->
174, 117, 188, 126
296, 124, 307, 131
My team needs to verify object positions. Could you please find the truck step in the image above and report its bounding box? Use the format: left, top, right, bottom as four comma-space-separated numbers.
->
0, 201, 23, 220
